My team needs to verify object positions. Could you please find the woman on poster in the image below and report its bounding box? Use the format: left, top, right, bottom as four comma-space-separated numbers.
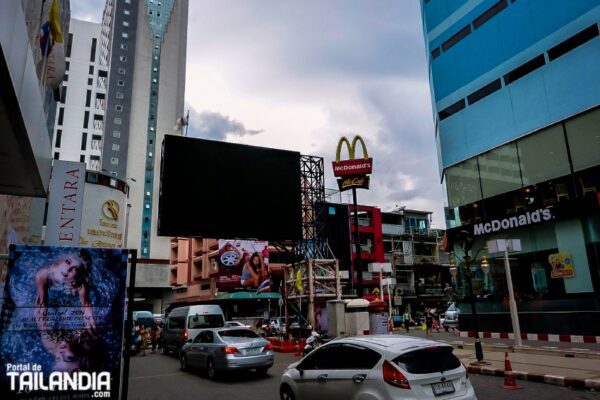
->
241, 252, 270, 292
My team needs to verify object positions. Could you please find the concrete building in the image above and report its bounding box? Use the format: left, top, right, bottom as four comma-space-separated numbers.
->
421, 0, 600, 335
51, 19, 105, 171
100, 0, 188, 262
0, 1, 70, 253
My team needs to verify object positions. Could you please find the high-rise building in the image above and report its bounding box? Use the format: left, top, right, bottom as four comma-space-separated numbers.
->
51, 19, 105, 171
421, 1, 600, 335
101, 0, 188, 262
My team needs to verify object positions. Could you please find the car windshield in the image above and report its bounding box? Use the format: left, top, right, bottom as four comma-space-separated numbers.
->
218, 329, 259, 341
394, 346, 461, 374
188, 314, 224, 329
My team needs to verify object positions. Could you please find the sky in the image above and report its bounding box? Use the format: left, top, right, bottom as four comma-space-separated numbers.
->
71, 1, 446, 227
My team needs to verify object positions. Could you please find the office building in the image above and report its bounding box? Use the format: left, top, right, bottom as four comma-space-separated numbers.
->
421, 0, 600, 335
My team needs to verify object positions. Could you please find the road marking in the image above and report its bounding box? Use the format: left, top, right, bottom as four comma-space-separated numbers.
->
130, 372, 187, 380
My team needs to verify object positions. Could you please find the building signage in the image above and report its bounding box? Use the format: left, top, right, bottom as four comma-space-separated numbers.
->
473, 207, 553, 236
332, 135, 373, 192
80, 185, 127, 249
548, 252, 575, 278
45, 161, 86, 246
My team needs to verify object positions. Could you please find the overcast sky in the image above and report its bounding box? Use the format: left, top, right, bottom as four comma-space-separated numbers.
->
72, 1, 446, 227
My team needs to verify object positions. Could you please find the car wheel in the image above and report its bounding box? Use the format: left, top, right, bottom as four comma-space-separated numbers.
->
256, 367, 269, 376
206, 358, 217, 380
280, 384, 295, 400
180, 354, 188, 371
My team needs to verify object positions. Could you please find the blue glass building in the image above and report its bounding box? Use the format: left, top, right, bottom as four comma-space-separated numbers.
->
421, 0, 600, 335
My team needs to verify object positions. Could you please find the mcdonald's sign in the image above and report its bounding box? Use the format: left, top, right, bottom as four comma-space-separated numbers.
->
333, 135, 373, 192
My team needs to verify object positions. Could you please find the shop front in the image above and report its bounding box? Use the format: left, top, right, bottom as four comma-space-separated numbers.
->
446, 195, 600, 336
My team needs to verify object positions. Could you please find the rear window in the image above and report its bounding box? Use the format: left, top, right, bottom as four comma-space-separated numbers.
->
394, 347, 461, 374
188, 314, 225, 329
218, 329, 259, 340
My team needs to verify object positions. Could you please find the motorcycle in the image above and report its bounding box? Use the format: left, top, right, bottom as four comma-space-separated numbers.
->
302, 331, 334, 356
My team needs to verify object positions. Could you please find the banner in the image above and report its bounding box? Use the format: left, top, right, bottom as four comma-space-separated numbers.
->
0, 245, 128, 399
79, 183, 127, 249
548, 252, 575, 278
45, 161, 86, 246
217, 240, 270, 292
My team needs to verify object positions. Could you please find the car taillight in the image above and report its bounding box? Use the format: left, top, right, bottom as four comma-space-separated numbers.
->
222, 346, 239, 354
263, 343, 273, 352
461, 361, 469, 379
383, 360, 410, 389
183, 330, 188, 339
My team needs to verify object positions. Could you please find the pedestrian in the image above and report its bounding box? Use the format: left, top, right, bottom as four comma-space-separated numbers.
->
425, 309, 433, 336
432, 309, 440, 333
138, 324, 149, 356
150, 323, 158, 353
403, 310, 411, 333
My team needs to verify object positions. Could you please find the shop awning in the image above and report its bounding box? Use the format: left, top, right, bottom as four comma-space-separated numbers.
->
215, 292, 282, 300
256, 292, 281, 299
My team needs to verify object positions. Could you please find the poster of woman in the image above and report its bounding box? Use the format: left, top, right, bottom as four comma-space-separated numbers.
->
0, 245, 128, 399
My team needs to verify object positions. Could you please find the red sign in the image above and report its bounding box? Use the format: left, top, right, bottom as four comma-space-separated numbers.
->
332, 158, 373, 177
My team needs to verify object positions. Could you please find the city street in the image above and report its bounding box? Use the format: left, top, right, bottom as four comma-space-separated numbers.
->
127, 351, 600, 400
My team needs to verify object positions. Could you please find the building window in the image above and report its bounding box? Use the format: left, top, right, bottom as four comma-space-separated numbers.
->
114, 117, 122, 125
120, 43, 128, 50
124, 9, 130, 15
85, 90, 91, 107
148, 152, 153, 157
88, 77, 93, 86
57, 108, 64, 125
89, 65, 94, 75
60, 86, 67, 103
117, 80, 125, 86
445, 158, 482, 208
565, 107, 600, 172
478, 143, 521, 198
65, 61, 70, 71
81, 132, 87, 150
125, 0, 130, 3
54, 152, 60, 160
113, 130, 121, 138
83, 111, 89, 128
116, 91, 124, 99
55, 130, 62, 148
518, 125, 570, 185
119, 56, 127, 62
121, 32, 128, 39
116, 105, 123, 111
90, 38, 97, 62
145, 204, 150, 209
80, 154, 85, 162
111, 157, 119, 165
112, 143, 120, 151
66, 33, 73, 58
123, 21, 129, 27
118, 67, 126, 75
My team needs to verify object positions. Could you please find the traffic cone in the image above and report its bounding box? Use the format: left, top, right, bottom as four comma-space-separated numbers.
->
502, 352, 520, 389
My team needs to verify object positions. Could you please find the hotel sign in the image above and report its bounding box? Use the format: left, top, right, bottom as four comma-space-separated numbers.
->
332, 135, 373, 192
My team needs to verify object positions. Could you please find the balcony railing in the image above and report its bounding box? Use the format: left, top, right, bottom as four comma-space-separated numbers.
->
91, 139, 102, 150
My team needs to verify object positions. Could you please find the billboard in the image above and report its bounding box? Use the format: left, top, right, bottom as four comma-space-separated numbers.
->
158, 136, 302, 241
45, 161, 86, 246
217, 240, 270, 292
79, 182, 127, 249
0, 245, 128, 399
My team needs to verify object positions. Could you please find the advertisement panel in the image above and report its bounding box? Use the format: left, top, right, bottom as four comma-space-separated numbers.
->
0, 245, 128, 399
45, 161, 86, 246
79, 183, 127, 249
217, 240, 270, 292
548, 252, 575, 278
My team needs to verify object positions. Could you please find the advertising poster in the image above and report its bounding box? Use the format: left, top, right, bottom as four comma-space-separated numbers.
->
548, 252, 575, 279
217, 240, 270, 292
79, 183, 127, 249
0, 245, 128, 399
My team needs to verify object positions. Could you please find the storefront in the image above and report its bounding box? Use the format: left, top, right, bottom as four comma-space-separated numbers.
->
446, 194, 600, 335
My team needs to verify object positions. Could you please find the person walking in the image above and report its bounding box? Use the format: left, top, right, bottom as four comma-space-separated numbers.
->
403, 310, 411, 333
425, 309, 433, 336
150, 323, 158, 354
138, 324, 149, 356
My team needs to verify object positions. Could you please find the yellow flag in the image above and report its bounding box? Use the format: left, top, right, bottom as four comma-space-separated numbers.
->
49, 0, 63, 43
295, 269, 303, 292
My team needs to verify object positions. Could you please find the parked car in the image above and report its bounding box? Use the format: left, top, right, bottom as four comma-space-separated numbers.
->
442, 302, 460, 330
162, 304, 225, 356
180, 327, 274, 379
280, 335, 476, 400
226, 320, 251, 329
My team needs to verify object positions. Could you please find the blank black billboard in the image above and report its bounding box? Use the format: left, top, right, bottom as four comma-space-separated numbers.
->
158, 135, 302, 241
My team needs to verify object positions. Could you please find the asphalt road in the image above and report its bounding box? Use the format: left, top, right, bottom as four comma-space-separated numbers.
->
126, 351, 600, 400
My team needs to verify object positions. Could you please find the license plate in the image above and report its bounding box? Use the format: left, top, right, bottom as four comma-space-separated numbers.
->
431, 381, 455, 396
244, 348, 261, 355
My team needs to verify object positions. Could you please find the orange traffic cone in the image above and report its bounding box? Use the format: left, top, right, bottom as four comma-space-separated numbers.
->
502, 352, 520, 389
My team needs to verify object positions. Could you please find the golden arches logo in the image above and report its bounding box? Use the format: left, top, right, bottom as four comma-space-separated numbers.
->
335, 135, 369, 162
102, 200, 120, 221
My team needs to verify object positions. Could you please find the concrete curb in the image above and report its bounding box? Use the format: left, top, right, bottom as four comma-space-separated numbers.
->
467, 365, 600, 391
449, 340, 600, 359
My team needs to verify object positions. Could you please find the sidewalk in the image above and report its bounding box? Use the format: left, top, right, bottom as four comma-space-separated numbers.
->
401, 330, 600, 390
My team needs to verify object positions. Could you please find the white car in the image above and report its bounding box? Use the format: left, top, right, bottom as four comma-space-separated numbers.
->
225, 320, 251, 329
280, 335, 476, 400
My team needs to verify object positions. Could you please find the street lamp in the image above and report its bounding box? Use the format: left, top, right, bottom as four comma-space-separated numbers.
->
456, 230, 486, 365
480, 256, 490, 290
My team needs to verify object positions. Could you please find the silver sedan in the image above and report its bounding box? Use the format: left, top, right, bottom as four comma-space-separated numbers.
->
280, 335, 476, 400
180, 327, 274, 379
